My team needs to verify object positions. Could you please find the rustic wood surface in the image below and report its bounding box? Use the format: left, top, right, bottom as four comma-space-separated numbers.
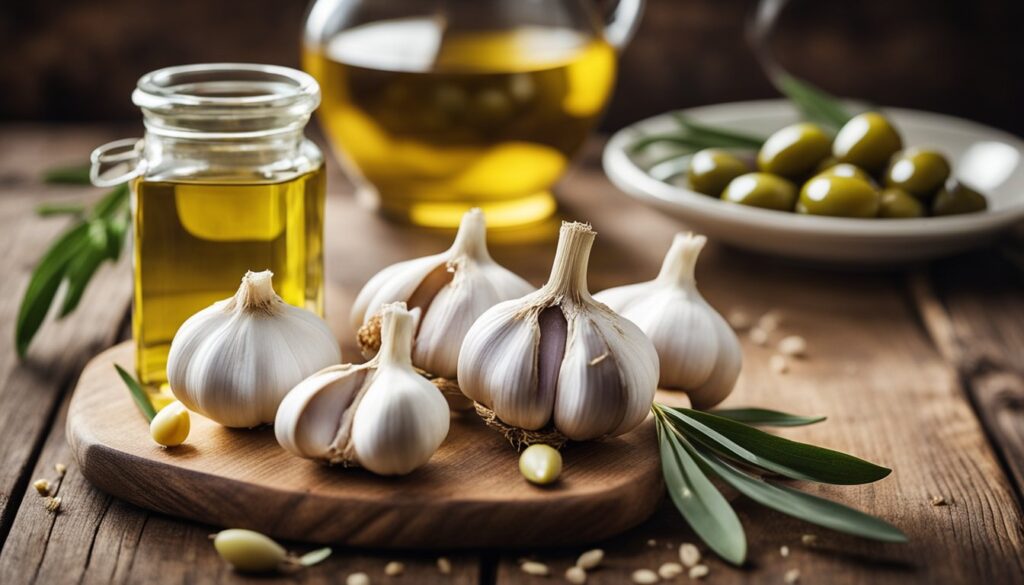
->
1, 126, 1023, 583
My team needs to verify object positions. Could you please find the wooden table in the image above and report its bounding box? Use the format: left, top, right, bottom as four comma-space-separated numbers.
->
0, 126, 1022, 584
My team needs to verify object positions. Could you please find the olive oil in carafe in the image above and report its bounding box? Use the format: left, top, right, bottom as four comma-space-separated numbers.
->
305, 22, 616, 227
133, 168, 325, 385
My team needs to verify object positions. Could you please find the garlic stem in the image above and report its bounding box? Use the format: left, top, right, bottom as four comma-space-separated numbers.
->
377, 305, 416, 367
231, 270, 279, 313
448, 208, 490, 260
656, 233, 707, 287
543, 222, 595, 298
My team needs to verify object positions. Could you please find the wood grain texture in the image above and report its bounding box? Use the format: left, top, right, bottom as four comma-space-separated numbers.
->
0, 126, 133, 547
67, 342, 664, 549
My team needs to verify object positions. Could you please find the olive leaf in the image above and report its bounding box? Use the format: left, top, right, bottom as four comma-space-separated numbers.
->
115, 365, 157, 422
662, 407, 890, 485
688, 441, 907, 542
709, 408, 826, 427
36, 202, 86, 217
658, 414, 747, 565
771, 74, 854, 132
43, 164, 92, 185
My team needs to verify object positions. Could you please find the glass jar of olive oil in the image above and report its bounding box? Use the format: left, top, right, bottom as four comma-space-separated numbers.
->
91, 64, 326, 386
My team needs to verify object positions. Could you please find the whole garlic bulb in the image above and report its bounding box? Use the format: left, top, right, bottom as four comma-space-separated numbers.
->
458, 221, 659, 444
351, 208, 533, 384
594, 233, 741, 409
167, 270, 341, 428
275, 302, 450, 475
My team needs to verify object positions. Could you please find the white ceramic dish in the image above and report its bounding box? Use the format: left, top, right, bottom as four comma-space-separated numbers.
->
603, 100, 1024, 264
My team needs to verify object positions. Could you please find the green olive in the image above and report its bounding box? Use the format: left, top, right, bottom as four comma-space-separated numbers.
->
885, 148, 951, 196
932, 182, 988, 216
687, 148, 749, 196
878, 188, 925, 218
757, 123, 831, 178
519, 444, 562, 485
815, 163, 874, 184
797, 175, 880, 217
721, 173, 797, 211
832, 112, 903, 172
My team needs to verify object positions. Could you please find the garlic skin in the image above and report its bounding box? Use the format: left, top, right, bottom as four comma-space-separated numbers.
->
167, 271, 341, 428
458, 222, 659, 442
351, 209, 533, 381
594, 233, 742, 409
275, 302, 450, 475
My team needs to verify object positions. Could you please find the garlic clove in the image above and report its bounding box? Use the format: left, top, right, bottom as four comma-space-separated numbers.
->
553, 313, 628, 440
274, 366, 368, 460
687, 314, 742, 409
351, 254, 450, 333
625, 287, 719, 389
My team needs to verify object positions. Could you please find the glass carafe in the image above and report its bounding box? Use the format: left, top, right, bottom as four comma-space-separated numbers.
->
303, 0, 643, 228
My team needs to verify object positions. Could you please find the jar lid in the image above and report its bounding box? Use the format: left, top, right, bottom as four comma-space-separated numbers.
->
133, 63, 321, 138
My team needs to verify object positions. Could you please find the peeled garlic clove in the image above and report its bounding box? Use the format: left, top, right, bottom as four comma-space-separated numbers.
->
213, 529, 287, 572
458, 222, 659, 443
276, 302, 450, 475
351, 209, 533, 381
167, 270, 341, 428
150, 400, 190, 447
594, 233, 742, 409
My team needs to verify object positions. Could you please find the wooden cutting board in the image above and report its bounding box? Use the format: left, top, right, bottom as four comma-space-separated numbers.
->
66, 342, 668, 548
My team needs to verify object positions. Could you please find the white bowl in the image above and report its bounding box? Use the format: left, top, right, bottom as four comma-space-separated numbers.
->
603, 100, 1024, 264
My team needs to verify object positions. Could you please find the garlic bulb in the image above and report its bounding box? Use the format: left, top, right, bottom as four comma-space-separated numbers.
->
594, 233, 741, 409
457, 222, 659, 444
275, 302, 450, 475
167, 270, 341, 428
351, 209, 533, 389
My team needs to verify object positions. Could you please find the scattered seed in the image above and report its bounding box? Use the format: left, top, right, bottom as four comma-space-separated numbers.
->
520, 561, 549, 576
689, 564, 710, 579
930, 495, 949, 506
678, 542, 701, 567
565, 565, 588, 584
346, 572, 370, 585
784, 568, 801, 584
780, 545, 790, 558
384, 561, 404, 576
45, 496, 61, 514
589, 353, 609, 366
749, 327, 769, 346
437, 557, 452, 574
658, 562, 684, 579
759, 310, 783, 331
727, 309, 753, 330
770, 354, 789, 374
778, 335, 807, 357
631, 569, 659, 584
646, 538, 657, 547
54, 463, 67, 477
801, 534, 818, 546
576, 549, 604, 570
32, 479, 51, 496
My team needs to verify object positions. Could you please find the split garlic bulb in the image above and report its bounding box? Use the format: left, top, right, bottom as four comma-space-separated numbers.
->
458, 222, 659, 444
275, 302, 450, 475
167, 270, 341, 428
594, 233, 742, 409
351, 208, 533, 385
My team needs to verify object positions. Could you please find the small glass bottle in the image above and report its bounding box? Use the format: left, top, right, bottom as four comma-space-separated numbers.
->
92, 64, 326, 386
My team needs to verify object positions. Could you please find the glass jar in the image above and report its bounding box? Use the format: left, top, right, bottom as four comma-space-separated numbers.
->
91, 63, 326, 386
303, 0, 644, 228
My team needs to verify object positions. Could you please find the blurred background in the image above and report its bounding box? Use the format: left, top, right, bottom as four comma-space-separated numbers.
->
2, 0, 1022, 135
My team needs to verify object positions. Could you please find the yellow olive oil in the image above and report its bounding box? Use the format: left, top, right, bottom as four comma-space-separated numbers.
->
304, 22, 615, 228
132, 168, 325, 385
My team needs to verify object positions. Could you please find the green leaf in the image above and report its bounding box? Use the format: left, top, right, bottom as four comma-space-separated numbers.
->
657, 416, 747, 565
773, 74, 853, 131
689, 442, 907, 543
672, 114, 766, 148
298, 547, 332, 567
43, 164, 92, 185
15, 223, 92, 356
663, 408, 890, 485
58, 221, 110, 317
115, 365, 157, 422
709, 408, 826, 427
36, 202, 86, 217
92, 185, 130, 219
